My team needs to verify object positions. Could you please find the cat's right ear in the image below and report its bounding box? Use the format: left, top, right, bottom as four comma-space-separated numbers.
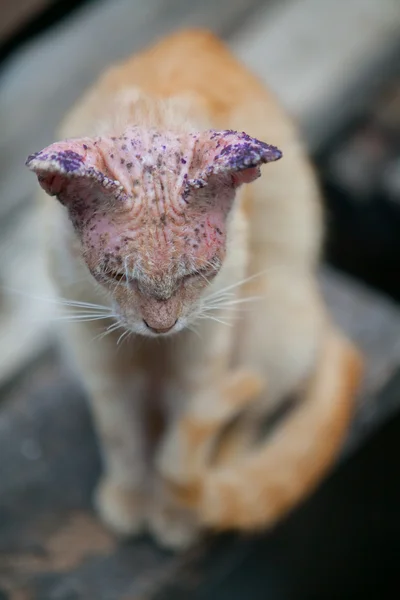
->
25, 138, 128, 206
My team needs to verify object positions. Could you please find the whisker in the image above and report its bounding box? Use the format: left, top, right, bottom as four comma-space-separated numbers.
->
124, 256, 130, 284
51, 313, 113, 322
93, 321, 124, 341
118, 330, 134, 348
205, 267, 283, 301
2, 287, 111, 312
202, 296, 264, 314
206, 291, 236, 299
197, 315, 233, 327
205, 293, 236, 304
195, 268, 212, 286
201, 306, 250, 314
186, 323, 202, 339
206, 295, 263, 307
56, 300, 110, 311
117, 329, 131, 346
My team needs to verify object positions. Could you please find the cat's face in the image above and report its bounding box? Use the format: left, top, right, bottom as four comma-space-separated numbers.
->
27, 127, 281, 336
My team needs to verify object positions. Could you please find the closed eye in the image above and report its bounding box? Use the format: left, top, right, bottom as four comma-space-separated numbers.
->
107, 270, 128, 283
184, 267, 217, 283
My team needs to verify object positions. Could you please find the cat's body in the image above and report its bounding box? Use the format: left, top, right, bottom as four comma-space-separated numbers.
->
28, 30, 362, 549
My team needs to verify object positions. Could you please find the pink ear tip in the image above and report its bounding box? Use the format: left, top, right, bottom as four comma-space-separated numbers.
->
268, 145, 283, 161
25, 149, 85, 175
25, 152, 39, 167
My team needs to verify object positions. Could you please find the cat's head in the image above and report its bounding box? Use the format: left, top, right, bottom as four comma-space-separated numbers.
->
26, 127, 281, 336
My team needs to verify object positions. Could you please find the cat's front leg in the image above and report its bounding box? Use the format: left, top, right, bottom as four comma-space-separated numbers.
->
157, 369, 265, 484
147, 369, 265, 549
91, 374, 148, 537
64, 324, 149, 537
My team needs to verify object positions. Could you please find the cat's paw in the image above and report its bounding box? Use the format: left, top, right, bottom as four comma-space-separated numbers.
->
147, 486, 201, 551
147, 505, 200, 551
94, 477, 146, 537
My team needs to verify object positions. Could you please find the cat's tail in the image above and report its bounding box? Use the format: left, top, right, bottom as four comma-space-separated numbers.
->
200, 328, 363, 530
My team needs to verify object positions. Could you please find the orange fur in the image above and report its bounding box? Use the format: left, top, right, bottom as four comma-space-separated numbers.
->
202, 330, 363, 528
29, 29, 363, 550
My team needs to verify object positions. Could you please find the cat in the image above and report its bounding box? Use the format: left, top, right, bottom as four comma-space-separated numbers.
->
26, 29, 363, 550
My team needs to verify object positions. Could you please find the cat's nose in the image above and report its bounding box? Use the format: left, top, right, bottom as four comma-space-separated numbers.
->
143, 319, 177, 334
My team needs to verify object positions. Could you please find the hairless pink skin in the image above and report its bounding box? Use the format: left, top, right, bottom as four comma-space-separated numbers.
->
26, 127, 281, 334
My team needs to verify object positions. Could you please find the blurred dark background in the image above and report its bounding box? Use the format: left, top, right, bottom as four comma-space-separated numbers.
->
0, 1, 400, 599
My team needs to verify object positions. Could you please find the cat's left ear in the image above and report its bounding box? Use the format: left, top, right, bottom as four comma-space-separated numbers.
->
189, 130, 282, 189
25, 138, 127, 205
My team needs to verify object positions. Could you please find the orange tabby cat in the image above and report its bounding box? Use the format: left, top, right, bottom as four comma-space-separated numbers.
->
26, 29, 363, 549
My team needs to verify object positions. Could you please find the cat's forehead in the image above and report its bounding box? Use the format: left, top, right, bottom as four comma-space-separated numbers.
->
108, 126, 197, 168
89, 126, 201, 201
